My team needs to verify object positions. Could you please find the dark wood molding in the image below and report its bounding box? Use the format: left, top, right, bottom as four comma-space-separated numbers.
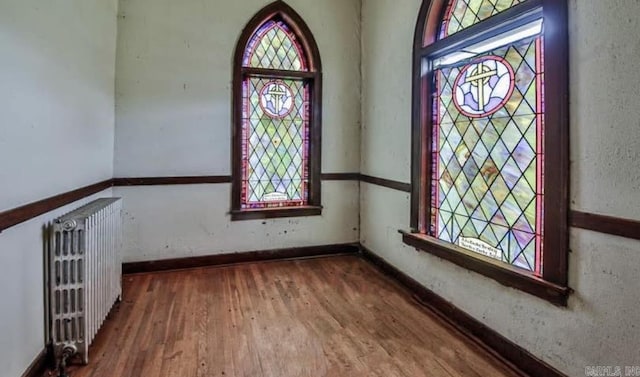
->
400, 231, 570, 306
0, 179, 112, 233
113, 174, 360, 186
230, 205, 322, 221
231, 1, 323, 214
123, 243, 359, 274
321, 172, 360, 181
112, 176, 231, 186
570, 210, 640, 241
241, 66, 316, 79
410, 0, 440, 231
360, 174, 412, 193
360, 245, 567, 377
539, 0, 571, 287
4, 175, 640, 244
21, 349, 48, 377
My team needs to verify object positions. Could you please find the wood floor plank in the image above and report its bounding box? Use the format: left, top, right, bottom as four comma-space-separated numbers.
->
57, 255, 522, 377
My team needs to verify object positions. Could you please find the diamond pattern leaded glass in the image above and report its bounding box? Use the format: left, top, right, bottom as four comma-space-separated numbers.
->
431, 35, 544, 273
439, 0, 526, 38
240, 18, 312, 210
243, 20, 307, 71
241, 77, 310, 209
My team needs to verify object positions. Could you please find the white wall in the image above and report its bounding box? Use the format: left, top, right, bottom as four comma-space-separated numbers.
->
0, 0, 118, 211
114, 0, 361, 261
360, 0, 640, 376
116, 182, 358, 261
0, 1, 118, 375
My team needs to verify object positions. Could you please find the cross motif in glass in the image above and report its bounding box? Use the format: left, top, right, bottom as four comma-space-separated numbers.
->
454, 56, 515, 118
466, 63, 496, 111
260, 81, 294, 118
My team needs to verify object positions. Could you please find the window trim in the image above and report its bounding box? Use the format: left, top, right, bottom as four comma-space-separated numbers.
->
408, 0, 570, 305
231, 1, 323, 221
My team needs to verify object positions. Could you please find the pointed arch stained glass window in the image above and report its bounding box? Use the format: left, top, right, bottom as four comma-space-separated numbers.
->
239, 20, 311, 209
430, 2, 544, 274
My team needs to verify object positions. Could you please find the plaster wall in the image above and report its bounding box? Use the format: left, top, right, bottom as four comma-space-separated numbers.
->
0, 0, 117, 212
114, 0, 362, 261
0, 1, 118, 375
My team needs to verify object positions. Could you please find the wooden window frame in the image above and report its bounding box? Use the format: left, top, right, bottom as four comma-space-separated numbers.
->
231, 1, 323, 221
406, 0, 570, 306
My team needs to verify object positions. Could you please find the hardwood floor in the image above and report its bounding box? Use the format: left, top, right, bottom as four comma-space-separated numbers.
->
57, 255, 521, 377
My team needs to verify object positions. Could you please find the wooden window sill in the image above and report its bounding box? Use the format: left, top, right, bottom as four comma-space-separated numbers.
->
399, 230, 570, 306
231, 206, 322, 221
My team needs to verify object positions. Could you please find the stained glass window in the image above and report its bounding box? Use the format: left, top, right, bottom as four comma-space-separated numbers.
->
431, 16, 544, 273
241, 77, 309, 208
235, 12, 319, 212
412, 0, 569, 298
440, 0, 526, 38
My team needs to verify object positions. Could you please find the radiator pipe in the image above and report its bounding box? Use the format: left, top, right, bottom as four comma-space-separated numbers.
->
57, 345, 77, 377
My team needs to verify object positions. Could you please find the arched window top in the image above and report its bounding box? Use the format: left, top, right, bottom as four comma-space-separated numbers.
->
242, 19, 308, 71
234, 1, 321, 73
439, 0, 525, 38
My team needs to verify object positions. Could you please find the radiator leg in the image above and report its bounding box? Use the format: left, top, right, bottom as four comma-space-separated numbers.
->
57, 345, 77, 377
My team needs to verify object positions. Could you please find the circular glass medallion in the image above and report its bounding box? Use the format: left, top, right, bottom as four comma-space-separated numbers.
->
259, 81, 294, 118
453, 56, 515, 118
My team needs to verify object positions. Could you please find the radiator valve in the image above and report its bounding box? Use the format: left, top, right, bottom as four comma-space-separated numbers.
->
57, 344, 77, 377
60, 220, 77, 231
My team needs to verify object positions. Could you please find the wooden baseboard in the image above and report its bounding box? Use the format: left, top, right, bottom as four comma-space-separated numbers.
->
359, 245, 566, 377
123, 243, 360, 274
112, 176, 232, 186
21, 348, 48, 377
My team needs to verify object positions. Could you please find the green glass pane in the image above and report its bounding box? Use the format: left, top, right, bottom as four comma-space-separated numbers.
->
523, 157, 536, 190
522, 240, 536, 269
245, 21, 305, 71
524, 40, 538, 75
524, 199, 537, 231
490, 139, 510, 170
470, 173, 489, 205
524, 80, 538, 113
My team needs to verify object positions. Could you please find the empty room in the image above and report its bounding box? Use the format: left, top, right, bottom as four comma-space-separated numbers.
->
1, 0, 639, 376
